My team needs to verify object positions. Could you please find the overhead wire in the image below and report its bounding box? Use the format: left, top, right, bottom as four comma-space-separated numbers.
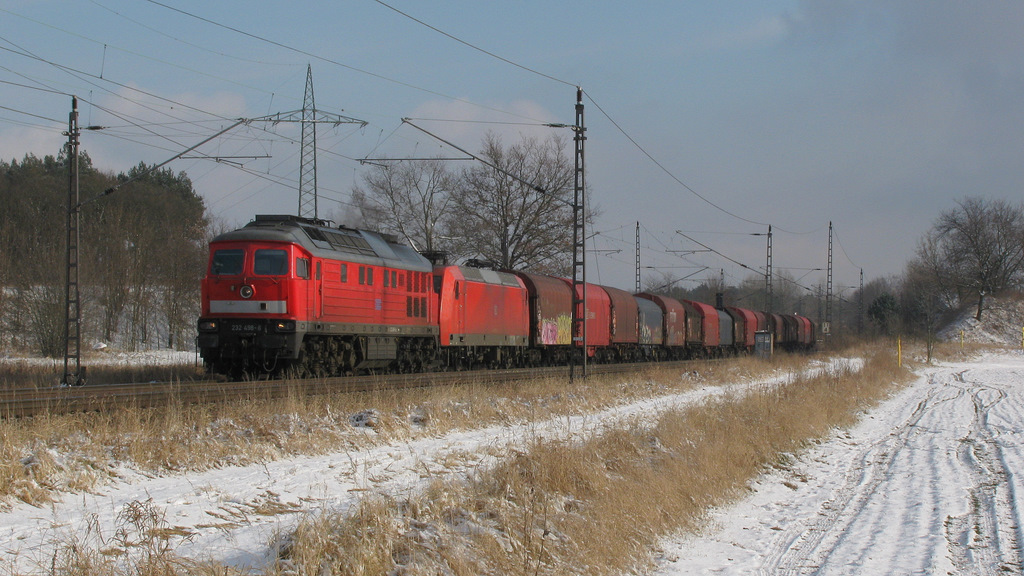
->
0, 6, 284, 99
2, 35, 365, 179
360, 0, 824, 246
84, 0, 293, 67
674, 230, 765, 278
141, 0, 549, 125
371, 0, 576, 88
0, 40, 234, 131
2, 1, 853, 275
832, 224, 862, 270
0, 13, 372, 215
0, 103, 63, 124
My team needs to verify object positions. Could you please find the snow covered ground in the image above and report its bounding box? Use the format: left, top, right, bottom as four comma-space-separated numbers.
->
655, 351, 1024, 575
0, 357, 855, 573
1, 351, 1022, 574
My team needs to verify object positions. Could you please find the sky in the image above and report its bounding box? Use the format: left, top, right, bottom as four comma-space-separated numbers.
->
2, 1, 1023, 299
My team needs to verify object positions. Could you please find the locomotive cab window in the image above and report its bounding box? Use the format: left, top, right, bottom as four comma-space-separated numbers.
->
254, 249, 288, 275
210, 249, 244, 275
295, 257, 310, 279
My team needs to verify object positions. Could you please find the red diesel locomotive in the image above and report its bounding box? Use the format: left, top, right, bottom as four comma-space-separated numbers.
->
198, 214, 437, 376
197, 215, 815, 377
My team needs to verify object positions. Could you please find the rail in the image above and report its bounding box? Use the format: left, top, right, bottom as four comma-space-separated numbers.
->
0, 361, 696, 419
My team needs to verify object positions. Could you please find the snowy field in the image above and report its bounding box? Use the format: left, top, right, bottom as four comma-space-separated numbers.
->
655, 352, 1024, 575
1, 352, 1022, 574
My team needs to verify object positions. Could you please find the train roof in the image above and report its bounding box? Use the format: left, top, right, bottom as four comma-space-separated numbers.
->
211, 214, 432, 271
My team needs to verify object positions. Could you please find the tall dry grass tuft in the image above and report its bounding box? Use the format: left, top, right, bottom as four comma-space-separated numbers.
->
37, 498, 243, 576
277, 349, 910, 576
0, 361, 205, 390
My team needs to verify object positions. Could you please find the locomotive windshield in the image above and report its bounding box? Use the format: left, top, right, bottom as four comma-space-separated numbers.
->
210, 249, 244, 275
254, 249, 289, 275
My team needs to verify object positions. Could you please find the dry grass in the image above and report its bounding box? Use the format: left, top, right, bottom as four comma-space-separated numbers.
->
21, 498, 237, 576
0, 356, 783, 509
0, 346, 917, 575
275, 348, 911, 576
0, 361, 206, 390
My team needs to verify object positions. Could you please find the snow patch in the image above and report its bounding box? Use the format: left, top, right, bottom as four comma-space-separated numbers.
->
939, 296, 1024, 346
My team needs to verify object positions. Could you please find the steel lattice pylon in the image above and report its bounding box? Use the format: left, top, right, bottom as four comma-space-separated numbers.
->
270, 65, 366, 220
299, 67, 318, 219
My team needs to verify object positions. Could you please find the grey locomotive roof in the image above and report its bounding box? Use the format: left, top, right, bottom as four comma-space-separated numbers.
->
211, 214, 432, 271
458, 266, 522, 288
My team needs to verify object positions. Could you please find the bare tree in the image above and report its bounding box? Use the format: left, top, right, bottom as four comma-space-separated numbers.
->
354, 158, 456, 254
0, 224, 10, 351
927, 196, 1024, 320
448, 132, 575, 273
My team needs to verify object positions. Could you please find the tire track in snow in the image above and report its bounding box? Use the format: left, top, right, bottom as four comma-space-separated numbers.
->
757, 361, 1024, 576
944, 370, 1022, 575
760, 376, 958, 575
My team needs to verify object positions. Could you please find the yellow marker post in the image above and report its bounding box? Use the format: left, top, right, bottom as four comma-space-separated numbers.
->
898, 337, 902, 368
960, 330, 964, 350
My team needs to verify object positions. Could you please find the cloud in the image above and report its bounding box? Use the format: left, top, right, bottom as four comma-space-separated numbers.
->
698, 16, 792, 53
78, 85, 248, 171
0, 124, 65, 163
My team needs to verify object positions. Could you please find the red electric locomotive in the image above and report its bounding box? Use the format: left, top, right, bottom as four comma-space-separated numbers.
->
433, 265, 530, 369
197, 215, 437, 376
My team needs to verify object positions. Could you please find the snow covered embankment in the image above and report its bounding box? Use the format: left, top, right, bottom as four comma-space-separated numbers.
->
656, 352, 1024, 575
0, 358, 859, 573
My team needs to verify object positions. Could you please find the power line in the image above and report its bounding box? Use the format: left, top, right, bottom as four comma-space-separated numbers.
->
832, 224, 862, 270
0, 5, 283, 98
0, 41, 234, 128
370, 0, 576, 88
583, 89, 769, 228
0, 103, 63, 124
85, 0, 294, 67
364, 1, 809, 235
141, 0, 549, 125
674, 230, 764, 277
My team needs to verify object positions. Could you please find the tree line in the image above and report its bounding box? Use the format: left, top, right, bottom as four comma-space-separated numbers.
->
621, 195, 1024, 348
865, 196, 1024, 346
0, 149, 208, 356
6, 131, 1009, 358
0, 132, 577, 357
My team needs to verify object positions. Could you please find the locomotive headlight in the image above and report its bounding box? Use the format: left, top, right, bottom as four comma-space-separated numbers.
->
275, 320, 296, 332
239, 285, 254, 299
198, 320, 217, 331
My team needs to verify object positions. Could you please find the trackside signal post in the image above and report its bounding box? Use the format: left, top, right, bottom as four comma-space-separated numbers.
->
60, 96, 248, 386
570, 88, 587, 381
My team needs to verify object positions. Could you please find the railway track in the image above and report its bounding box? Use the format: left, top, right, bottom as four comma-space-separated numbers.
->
0, 361, 691, 419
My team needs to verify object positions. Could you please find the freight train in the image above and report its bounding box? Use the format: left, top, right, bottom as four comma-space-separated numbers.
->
197, 215, 816, 377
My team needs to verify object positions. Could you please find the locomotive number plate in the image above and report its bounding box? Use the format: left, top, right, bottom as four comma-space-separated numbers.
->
230, 324, 260, 333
